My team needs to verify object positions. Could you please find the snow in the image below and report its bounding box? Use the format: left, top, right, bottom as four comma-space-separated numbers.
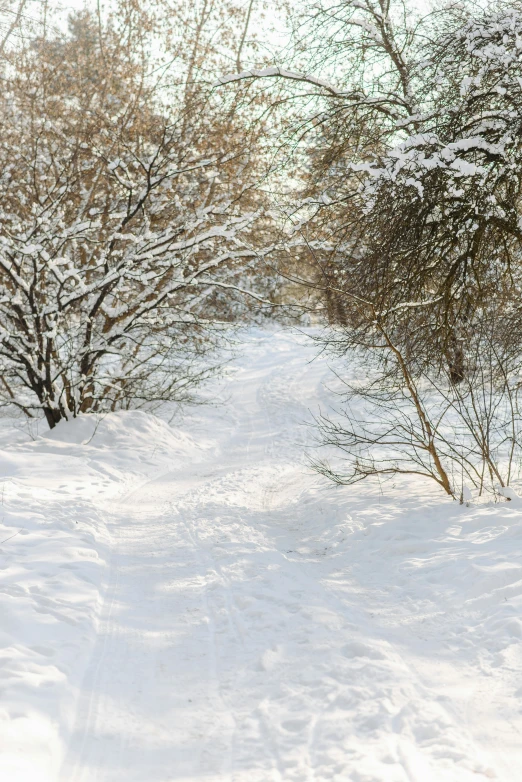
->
215, 68, 348, 97
1, 328, 522, 781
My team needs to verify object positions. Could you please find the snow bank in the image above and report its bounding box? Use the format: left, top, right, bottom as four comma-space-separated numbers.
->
0, 410, 197, 782
33, 410, 203, 479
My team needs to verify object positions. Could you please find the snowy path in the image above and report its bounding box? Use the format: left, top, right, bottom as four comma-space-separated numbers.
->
2, 330, 522, 781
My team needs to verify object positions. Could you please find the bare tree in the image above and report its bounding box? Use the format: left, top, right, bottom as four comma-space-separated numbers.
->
313, 288, 522, 500
0, 4, 272, 427
217, 1, 522, 497
0, 1, 30, 57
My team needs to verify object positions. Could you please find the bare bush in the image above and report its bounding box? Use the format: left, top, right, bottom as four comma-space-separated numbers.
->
314, 294, 522, 499
218, 1, 522, 497
0, 3, 273, 427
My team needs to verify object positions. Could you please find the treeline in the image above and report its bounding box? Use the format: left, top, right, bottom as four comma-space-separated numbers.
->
218, 0, 522, 499
2, 0, 522, 499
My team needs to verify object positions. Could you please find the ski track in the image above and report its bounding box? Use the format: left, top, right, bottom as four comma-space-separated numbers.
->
11, 328, 520, 781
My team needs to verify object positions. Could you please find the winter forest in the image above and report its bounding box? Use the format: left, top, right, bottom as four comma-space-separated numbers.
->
2, 1, 522, 780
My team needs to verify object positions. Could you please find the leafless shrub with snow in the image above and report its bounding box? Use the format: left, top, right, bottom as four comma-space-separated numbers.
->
313, 296, 522, 499
0, 2, 276, 428
219, 0, 522, 497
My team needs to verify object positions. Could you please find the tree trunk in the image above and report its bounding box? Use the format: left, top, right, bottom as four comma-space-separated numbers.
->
43, 406, 65, 429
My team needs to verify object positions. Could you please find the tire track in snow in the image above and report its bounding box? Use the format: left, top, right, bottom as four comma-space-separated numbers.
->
60, 529, 122, 782
176, 499, 237, 781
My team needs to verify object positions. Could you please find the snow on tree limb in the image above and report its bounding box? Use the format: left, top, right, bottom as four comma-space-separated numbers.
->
215, 66, 351, 97
0, 3, 275, 428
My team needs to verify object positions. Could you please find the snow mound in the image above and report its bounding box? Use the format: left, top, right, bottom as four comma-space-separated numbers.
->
25, 411, 206, 481
43, 410, 186, 452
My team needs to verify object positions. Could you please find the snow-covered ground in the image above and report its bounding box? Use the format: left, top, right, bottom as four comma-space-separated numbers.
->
1, 328, 522, 782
